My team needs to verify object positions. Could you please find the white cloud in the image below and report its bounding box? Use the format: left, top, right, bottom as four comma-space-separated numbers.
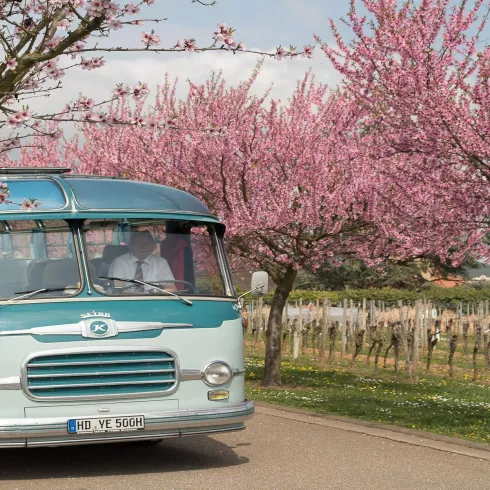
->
30, 49, 340, 112
15, 49, 340, 142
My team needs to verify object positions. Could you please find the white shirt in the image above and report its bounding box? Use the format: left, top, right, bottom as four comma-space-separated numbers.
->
108, 253, 175, 289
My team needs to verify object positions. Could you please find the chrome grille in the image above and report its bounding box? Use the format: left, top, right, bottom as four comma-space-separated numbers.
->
23, 348, 179, 400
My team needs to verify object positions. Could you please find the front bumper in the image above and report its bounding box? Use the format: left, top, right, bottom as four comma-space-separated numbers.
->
0, 400, 255, 448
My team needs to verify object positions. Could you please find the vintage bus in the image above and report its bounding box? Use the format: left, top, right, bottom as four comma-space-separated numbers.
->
0, 168, 262, 447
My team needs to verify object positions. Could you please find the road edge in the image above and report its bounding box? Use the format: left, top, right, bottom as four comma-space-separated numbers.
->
254, 402, 490, 461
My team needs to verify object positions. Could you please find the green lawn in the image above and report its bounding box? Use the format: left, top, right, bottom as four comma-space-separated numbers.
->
245, 356, 490, 444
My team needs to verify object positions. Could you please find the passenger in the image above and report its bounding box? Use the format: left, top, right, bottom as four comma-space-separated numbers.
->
108, 231, 176, 292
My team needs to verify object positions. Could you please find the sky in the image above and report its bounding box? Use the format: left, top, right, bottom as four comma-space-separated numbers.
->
30, 0, 353, 121
27, 0, 490, 135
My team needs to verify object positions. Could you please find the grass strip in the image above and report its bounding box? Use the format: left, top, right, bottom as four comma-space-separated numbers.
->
245, 357, 490, 444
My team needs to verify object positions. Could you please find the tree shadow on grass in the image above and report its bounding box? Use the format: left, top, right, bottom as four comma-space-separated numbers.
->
0, 436, 249, 480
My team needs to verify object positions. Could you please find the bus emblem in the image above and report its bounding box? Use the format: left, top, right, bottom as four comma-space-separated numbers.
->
89, 321, 110, 336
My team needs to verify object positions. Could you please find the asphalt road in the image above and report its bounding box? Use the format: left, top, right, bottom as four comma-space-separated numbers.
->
1, 405, 490, 490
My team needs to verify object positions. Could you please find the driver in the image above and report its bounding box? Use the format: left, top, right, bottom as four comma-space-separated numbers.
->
108, 231, 176, 292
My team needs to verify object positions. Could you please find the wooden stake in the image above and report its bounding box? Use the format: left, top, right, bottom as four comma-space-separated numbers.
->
341, 299, 347, 359
398, 300, 413, 381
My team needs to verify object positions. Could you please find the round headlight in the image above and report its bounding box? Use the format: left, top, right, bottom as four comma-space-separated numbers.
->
202, 361, 232, 386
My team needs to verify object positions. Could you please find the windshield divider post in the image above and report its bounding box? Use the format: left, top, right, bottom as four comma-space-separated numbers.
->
76, 225, 91, 296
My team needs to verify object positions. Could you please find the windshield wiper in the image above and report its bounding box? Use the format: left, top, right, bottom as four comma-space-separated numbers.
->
8, 287, 76, 303
100, 277, 193, 306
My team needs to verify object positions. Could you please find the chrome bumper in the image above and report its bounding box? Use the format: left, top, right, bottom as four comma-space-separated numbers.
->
0, 400, 255, 448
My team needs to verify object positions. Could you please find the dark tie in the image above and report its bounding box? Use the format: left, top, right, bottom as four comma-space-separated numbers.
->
134, 260, 145, 292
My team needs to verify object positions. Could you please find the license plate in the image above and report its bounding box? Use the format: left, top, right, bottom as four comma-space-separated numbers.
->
67, 415, 145, 434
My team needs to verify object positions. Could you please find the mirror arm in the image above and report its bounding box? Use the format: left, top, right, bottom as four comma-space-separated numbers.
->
237, 283, 265, 303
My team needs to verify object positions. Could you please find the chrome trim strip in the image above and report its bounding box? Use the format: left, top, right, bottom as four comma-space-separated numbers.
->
26, 426, 244, 447
216, 236, 235, 297
28, 368, 175, 379
0, 296, 237, 306
117, 322, 193, 332
0, 401, 254, 447
0, 322, 193, 338
28, 358, 174, 368
180, 367, 244, 382
0, 377, 21, 390
21, 346, 180, 402
180, 369, 202, 381
0, 324, 81, 337
28, 379, 176, 390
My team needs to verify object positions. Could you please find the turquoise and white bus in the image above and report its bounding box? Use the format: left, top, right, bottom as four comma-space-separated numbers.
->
0, 168, 261, 447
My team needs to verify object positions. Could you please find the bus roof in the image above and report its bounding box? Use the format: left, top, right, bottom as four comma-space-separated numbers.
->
0, 168, 215, 220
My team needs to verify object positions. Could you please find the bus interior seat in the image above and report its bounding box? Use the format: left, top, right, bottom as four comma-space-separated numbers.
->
0, 259, 29, 297
90, 257, 104, 277
26, 260, 50, 291
42, 259, 79, 289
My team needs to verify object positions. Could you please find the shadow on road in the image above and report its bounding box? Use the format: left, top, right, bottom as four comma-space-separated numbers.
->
0, 436, 249, 480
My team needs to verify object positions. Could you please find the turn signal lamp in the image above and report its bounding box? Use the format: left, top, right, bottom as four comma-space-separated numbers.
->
208, 390, 229, 401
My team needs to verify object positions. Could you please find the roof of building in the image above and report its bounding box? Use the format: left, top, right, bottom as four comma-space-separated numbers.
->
0, 168, 213, 218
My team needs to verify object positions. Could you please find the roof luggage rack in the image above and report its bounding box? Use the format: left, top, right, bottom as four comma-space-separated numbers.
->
0, 168, 71, 175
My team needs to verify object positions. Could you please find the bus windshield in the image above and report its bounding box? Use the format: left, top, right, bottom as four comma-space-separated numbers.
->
83, 218, 231, 297
0, 219, 81, 300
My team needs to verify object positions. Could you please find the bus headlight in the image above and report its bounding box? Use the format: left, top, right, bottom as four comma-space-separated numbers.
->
202, 361, 232, 386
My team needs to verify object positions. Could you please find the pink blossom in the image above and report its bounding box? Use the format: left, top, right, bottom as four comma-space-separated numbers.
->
45, 36, 63, 50
76, 97, 95, 110
109, 20, 122, 30
85, 112, 103, 122
132, 82, 149, 99
4, 59, 18, 71
141, 31, 161, 47
20, 199, 41, 211
236, 42, 246, 51
17, 110, 31, 121
57, 19, 71, 31
7, 110, 30, 127
131, 117, 146, 126
80, 57, 105, 70
302, 45, 314, 58
275, 46, 286, 60
183, 39, 196, 52
223, 36, 236, 49
114, 85, 129, 97
124, 4, 140, 15
90, 57, 105, 69
86, 0, 105, 17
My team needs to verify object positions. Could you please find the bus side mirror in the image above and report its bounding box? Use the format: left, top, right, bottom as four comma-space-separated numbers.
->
251, 271, 268, 297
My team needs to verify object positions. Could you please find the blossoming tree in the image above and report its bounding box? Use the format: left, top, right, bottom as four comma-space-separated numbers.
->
6, 71, 488, 385
317, 0, 490, 190
0, 0, 312, 151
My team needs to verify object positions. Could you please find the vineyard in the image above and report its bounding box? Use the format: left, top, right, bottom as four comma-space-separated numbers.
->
244, 298, 490, 382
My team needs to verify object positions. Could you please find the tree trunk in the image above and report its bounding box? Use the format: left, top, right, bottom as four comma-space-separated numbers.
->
262, 267, 297, 386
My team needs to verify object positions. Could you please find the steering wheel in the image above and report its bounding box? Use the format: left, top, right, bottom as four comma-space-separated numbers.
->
116, 280, 194, 294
